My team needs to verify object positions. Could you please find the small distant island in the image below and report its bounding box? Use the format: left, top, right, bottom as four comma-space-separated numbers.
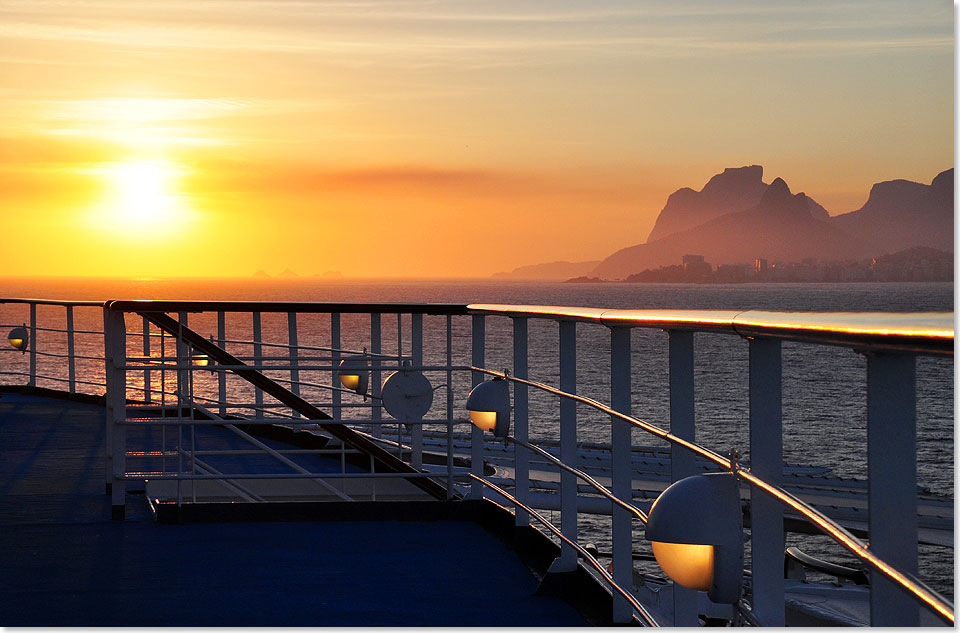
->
566, 247, 953, 283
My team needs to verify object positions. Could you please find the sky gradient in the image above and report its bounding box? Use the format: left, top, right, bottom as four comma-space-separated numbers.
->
0, 0, 953, 278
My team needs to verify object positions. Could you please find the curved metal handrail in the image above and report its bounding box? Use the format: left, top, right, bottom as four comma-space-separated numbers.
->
472, 366, 955, 626
468, 473, 660, 626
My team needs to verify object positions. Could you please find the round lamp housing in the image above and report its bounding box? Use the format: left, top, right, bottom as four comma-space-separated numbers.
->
336, 355, 369, 395
381, 368, 433, 425
465, 377, 510, 438
645, 472, 743, 604
8, 326, 28, 353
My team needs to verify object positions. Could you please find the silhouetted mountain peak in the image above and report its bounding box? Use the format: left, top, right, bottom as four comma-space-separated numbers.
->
646, 165, 768, 242
701, 165, 764, 196
762, 177, 792, 202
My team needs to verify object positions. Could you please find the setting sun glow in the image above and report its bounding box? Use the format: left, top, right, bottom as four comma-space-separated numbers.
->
91, 160, 189, 235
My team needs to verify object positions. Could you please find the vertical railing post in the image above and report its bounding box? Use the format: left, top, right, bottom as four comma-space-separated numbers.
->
66, 305, 76, 394
252, 312, 263, 414
749, 337, 784, 626
668, 329, 698, 625
470, 314, 485, 499
866, 352, 918, 626
287, 312, 301, 423
411, 313, 424, 469
140, 315, 150, 403
445, 315, 454, 499
331, 313, 341, 421
217, 311, 226, 417
610, 326, 633, 623
513, 317, 529, 527
103, 307, 127, 518
558, 320, 578, 571
28, 302, 36, 387
370, 313, 382, 438
177, 312, 190, 502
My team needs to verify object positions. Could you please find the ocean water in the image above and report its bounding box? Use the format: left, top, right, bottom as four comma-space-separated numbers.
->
0, 278, 953, 600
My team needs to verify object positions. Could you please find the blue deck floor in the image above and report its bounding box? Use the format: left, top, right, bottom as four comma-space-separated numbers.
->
0, 393, 587, 626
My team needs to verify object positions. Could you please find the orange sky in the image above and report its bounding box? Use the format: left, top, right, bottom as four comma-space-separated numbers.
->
0, 1, 953, 278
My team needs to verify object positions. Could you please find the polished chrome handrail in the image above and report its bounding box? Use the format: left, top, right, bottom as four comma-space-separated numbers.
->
467, 305, 954, 356
469, 473, 660, 626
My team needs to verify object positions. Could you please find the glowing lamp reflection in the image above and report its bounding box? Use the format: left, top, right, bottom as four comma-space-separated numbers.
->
468, 410, 498, 433
339, 375, 360, 391
651, 541, 715, 591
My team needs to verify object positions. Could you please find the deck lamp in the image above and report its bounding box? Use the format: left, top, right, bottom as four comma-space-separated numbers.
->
7, 325, 28, 353
336, 355, 369, 395
465, 377, 510, 438
193, 353, 211, 367
645, 473, 743, 604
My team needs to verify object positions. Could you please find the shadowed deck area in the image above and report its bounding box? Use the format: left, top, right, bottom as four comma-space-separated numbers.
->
0, 393, 587, 626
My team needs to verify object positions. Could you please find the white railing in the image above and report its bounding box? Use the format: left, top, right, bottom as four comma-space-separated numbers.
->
0, 298, 952, 626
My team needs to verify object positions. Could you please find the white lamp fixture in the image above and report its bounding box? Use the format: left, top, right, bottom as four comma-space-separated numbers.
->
644, 472, 743, 604
381, 366, 433, 426
465, 377, 510, 438
336, 355, 369, 395
7, 325, 28, 353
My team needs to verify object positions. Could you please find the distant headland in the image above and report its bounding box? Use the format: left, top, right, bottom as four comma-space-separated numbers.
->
497, 165, 954, 282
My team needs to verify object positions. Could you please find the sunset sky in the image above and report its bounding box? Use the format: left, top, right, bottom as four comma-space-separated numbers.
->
0, 0, 952, 278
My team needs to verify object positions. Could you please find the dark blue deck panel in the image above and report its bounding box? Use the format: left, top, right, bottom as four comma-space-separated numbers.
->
0, 394, 586, 626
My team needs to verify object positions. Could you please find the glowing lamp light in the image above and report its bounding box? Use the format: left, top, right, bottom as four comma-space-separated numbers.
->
193, 354, 210, 367
645, 473, 743, 604
8, 326, 28, 353
336, 355, 369, 395
465, 377, 510, 438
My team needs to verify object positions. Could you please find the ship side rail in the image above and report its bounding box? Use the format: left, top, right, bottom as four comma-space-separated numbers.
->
0, 298, 953, 626
465, 303, 953, 626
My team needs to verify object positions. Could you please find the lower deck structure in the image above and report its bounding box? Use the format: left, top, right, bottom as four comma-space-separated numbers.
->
0, 393, 590, 627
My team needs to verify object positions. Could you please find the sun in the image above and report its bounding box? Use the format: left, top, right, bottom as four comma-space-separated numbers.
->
88, 159, 191, 235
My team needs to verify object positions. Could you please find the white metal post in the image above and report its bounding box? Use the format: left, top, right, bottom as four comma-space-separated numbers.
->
371, 313, 382, 438
252, 312, 263, 413
217, 311, 226, 417
103, 308, 127, 518
331, 313, 341, 421
446, 315, 454, 499
866, 352, 918, 626
558, 320, 578, 571
411, 313, 424, 470
28, 303, 36, 387
287, 312, 301, 423
470, 314, 485, 499
749, 337, 785, 626
668, 329, 698, 626
66, 305, 76, 394
513, 317, 530, 527
610, 326, 633, 623
141, 315, 150, 403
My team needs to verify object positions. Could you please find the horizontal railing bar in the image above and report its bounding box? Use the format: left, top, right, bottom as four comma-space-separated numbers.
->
29, 325, 103, 335
123, 472, 442, 480
120, 417, 460, 427
1, 371, 105, 389
107, 300, 469, 315
474, 366, 955, 625
469, 473, 659, 626
125, 448, 363, 457
466, 305, 953, 356
0, 298, 103, 307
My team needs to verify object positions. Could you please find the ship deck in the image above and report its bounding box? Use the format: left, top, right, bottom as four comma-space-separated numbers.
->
0, 392, 588, 626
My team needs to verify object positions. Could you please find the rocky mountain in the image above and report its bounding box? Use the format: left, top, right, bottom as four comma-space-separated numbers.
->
829, 169, 953, 254
646, 165, 768, 242
591, 177, 856, 279
492, 260, 600, 280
